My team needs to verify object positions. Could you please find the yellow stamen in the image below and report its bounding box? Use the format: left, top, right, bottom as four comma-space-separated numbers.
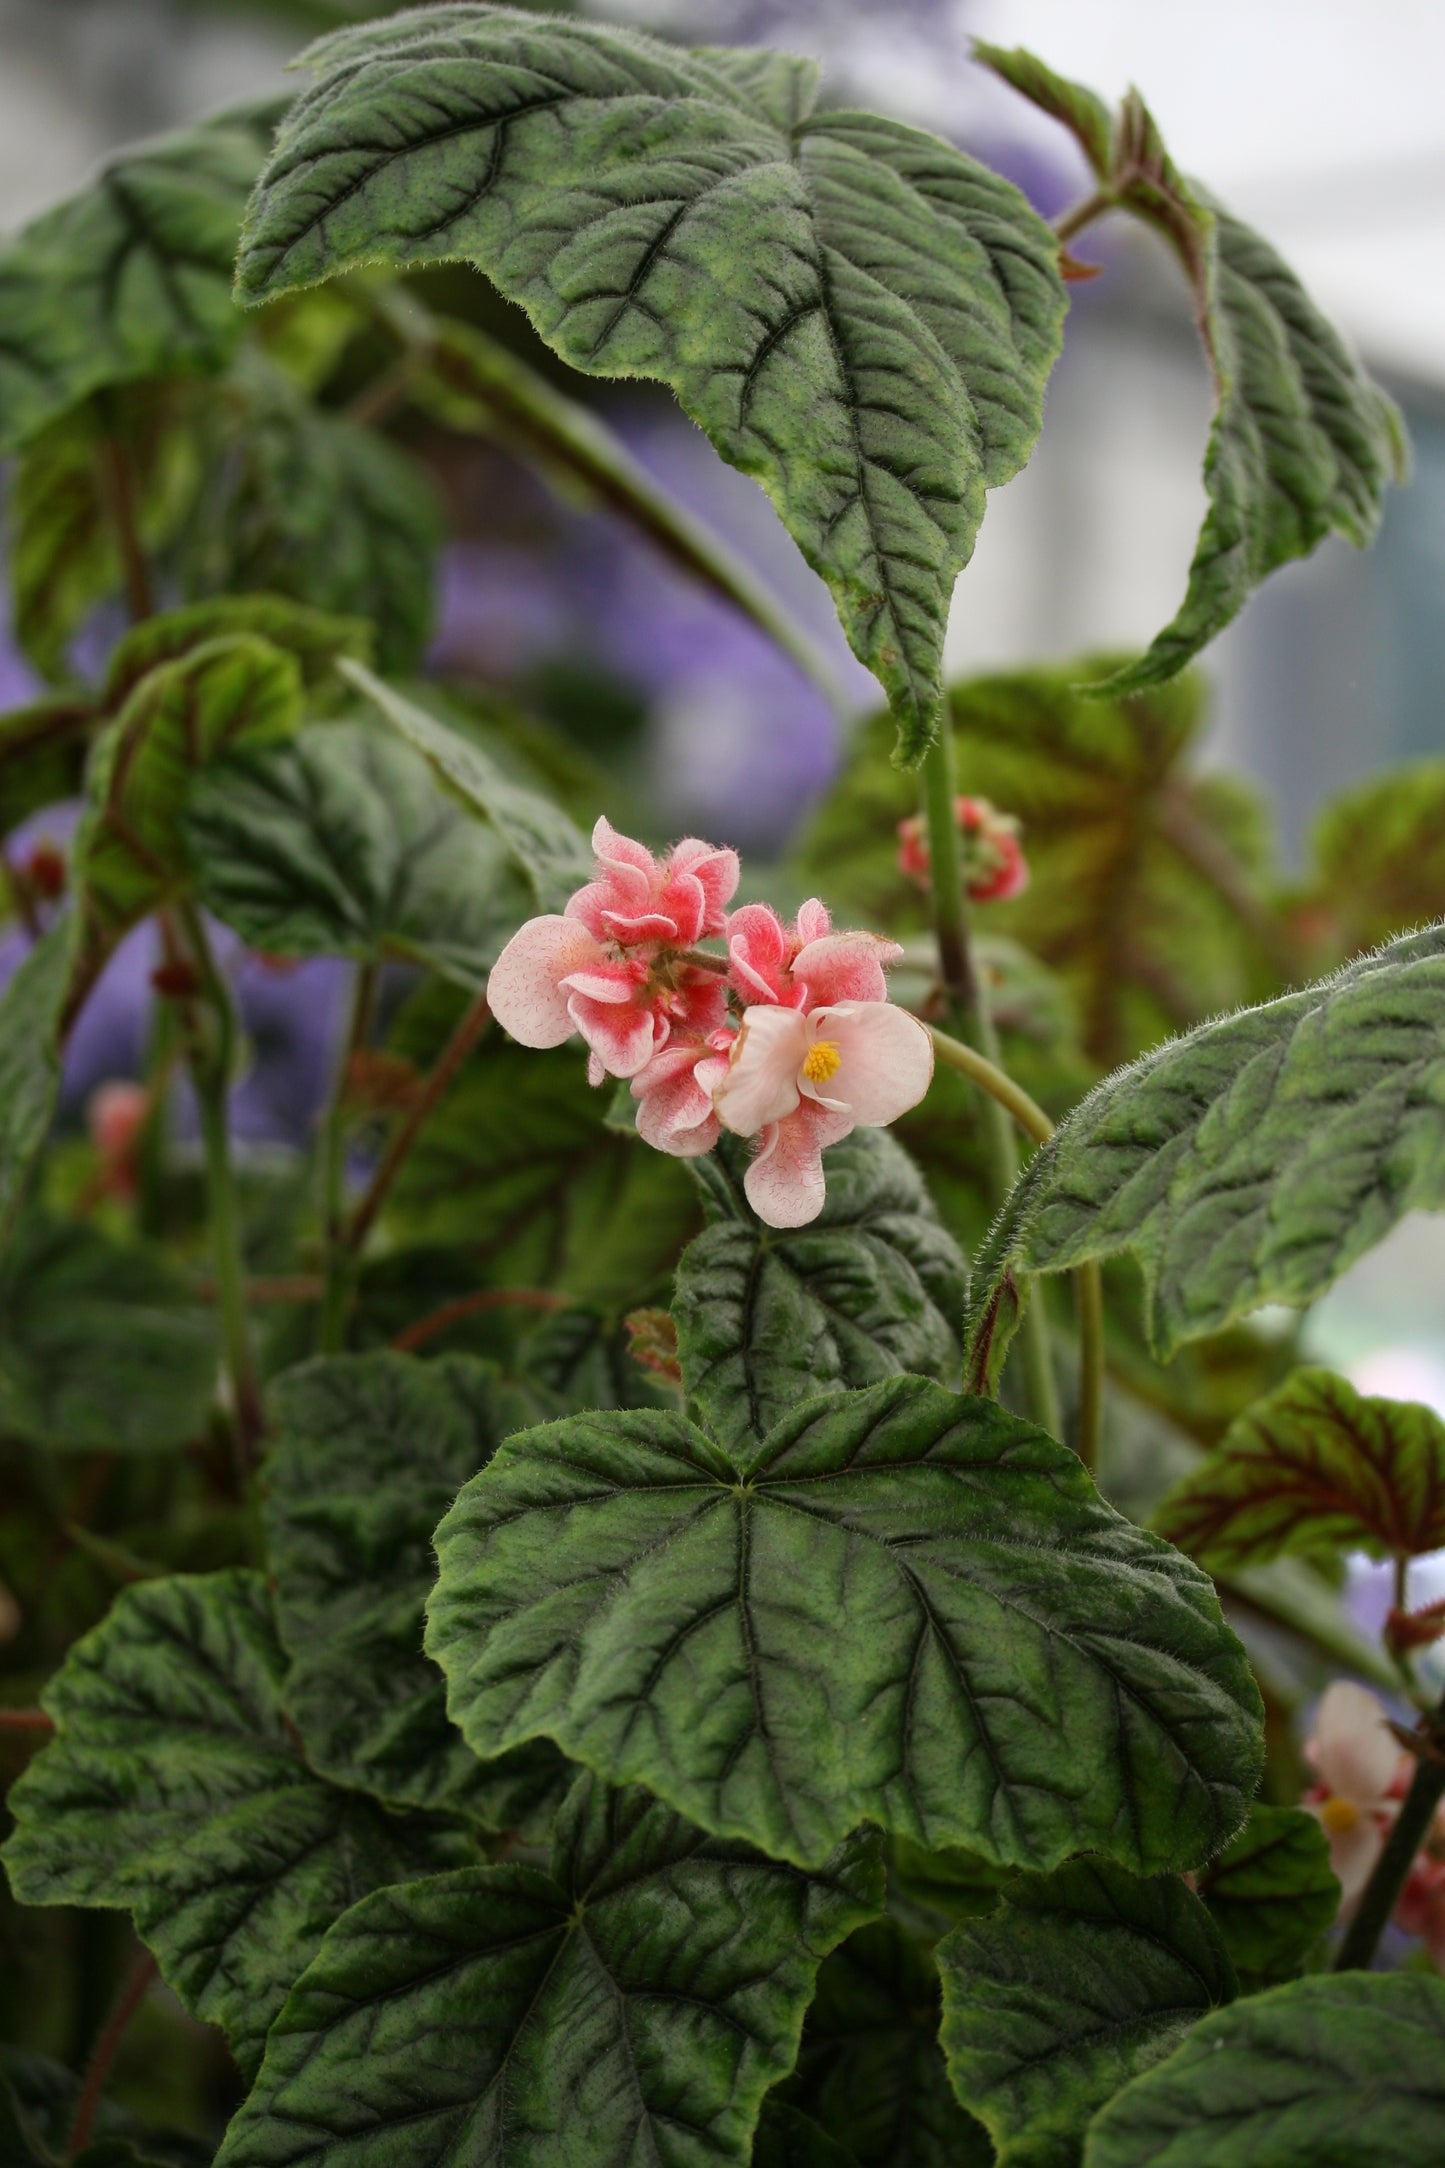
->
1320, 1796, 1360, 1836
802, 1039, 842, 1086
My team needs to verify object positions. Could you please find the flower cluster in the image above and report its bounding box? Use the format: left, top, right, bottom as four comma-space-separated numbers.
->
897, 794, 1029, 903
487, 818, 933, 1227
1304, 1680, 1445, 1961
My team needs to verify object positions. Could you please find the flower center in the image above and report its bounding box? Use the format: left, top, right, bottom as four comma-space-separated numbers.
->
802, 1039, 842, 1085
1320, 1796, 1360, 1836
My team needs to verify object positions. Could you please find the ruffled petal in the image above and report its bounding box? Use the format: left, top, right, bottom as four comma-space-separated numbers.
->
813, 1001, 934, 1126
725, 902, 791, 1005
487, 916, 605, 1047
795, 897, 831, 944
1312, 1681, 1405, 1806
632, 1047, 722, 1157
793, 931, 902, 1005
670, 838, 741, 933
744, 1102, 851, 1228
714, 1005, 809, 1135
568, 990, 658, 1078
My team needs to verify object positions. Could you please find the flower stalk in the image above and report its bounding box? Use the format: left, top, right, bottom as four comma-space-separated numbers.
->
1335, 1690, 1445, 1972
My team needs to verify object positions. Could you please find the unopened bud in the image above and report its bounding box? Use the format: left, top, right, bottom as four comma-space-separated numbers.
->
343, 1050, 420, 1115
151, 959, 202, 1000
625, 1308, 682, 1388
24, 842, 67, 901
896, 795, 1029, 903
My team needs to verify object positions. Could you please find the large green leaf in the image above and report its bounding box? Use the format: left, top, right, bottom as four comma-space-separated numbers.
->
339, 662, 592, 913
265, 1351, 570, 1831
1193, 1806, 1339, 1996
234, 9, 1067, 758
386, 1038, 701, 1309
797, 661, 1281, 1066
979, 48, 1405, 695
103, 592, 370, 710
938, 1860, 1235, 2168
0, 919, 76, 1235
0, 100, 285, 451
0, 1214, 218, 1452
0, 1571, 467, 2080
79, 633, 305, 937
0, 695, 94, 839
187, 718, 534, 988
675, 1131, 965, 1456
1153, 1366, 1445, 1571
1298, 760, 1445, 965
784, 1920, 993, 2168
1082, 1974, 1445, 2167
426, 1375, 1262, 1875
214, 1774, 880, 2168
966, 924, 1445, 1370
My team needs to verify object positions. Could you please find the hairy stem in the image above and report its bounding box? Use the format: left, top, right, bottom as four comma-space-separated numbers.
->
345, 993, 491, 1258
66, 1949, 159, 2156
1053, 187, 1115, 244
929, 1026, 1104, 1467
1335, 1693, 1445, 1972
317, 962, 377, 1356
920, 730, 1061, 1438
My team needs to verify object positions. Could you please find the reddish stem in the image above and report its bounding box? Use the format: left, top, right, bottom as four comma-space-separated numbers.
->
0, 1707, 54, 1734
66, 1949, 159, 2156
392, 1287, 569, 1355
345, 995, 492, 1256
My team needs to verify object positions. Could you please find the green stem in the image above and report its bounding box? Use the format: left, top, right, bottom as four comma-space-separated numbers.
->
920, 731, 1061, 1439
1335, 1692, 1445, 1971
173, 904, 261, 1460
317, 962, 376, 1356
1053, 187, 1114, 244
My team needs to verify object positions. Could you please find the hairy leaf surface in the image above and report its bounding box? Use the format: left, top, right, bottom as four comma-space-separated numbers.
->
1194, 1806, 1339, 1994
1153, 1366, 1445, 1569
187, 719, 534, 987
1083, 1973, 1445, 2166
427, 1375, 1262, 1874
0, 920, 75, 1233
266, 1351, 569, 1830
0, 1571, 466, 2079
675, 1131, 965, 1455
0, 100, 284, 450
215, 1775, 880, 2168
235, 8, 1067, 756
939, 1860, 1235, 2167
966, 925, 1445, 1367
980, 48, 1404, 694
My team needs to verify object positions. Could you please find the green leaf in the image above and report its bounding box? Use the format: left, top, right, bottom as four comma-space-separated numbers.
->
0, 1570, 467, 2080
386, 1039, 701, 1309
235, 11, 1067, 758
520, 1304, 676, 1411
675, 1130, 965, 1456
798, 660, 1282, 1067
785, 1920, 993, 2168
939, 1860, 1235, 2168
1299, 759, 1445, 964
10, 392, 202, 682
213, 1773, 881, 2168
186, 718, 535, 988
79, 632, 305, 935
214, 359, 442, 673
980, 50, 1404, 695
1082, 1973, 1445, 2167
966, 924, 1445, 1370
0, 696, 94, 839
0, 1214, 218, 1452
0, 100, 286, 452
1194, 1806, 1339, 1995
0, 919, 76, 1235
339, 661, 592, 913
888, 1834, 1016, 1933
103, 592, 370, 711
753, 2102, 861, 2168
0, 2050, 211, 2168
265, 1351, 570, 1831
426, 1374, 1263, 1875
1153, 1365, 1445, 1571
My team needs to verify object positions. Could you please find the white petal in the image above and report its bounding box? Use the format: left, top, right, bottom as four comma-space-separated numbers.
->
715, 1006, 807, 1136
1312, 1680, 1402, 1806
812, 1001, 934, 1126
1305, 1800, 1387, 1905
487, 916, 603, 1047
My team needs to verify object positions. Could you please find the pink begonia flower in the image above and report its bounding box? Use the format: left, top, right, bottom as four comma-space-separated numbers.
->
630, 1031, 733, 1158
726, 899, 901, 1011
1303, 1681, 1413, 1903
897, 795, 1029, 903
487, 818, 737, 1081
712, 999, 933, 1227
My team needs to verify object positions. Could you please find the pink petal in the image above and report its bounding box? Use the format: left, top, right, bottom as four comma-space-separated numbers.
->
563, 881, 613, 940
560, 968, 638, 1005
1304, 1802, 1387, 1906
632, 1048, 721, 1157
601, 908, 679, 943
795, 898, 831, 944
714, 1005, 808, 1135
488, 916, 606, 1047
670, 839, 741, 932
793, 931, 903, 1006
726, 903, 790, 1005
591, 815, 655, 880
811, 1002, 934, 1126
1311, 1681, 1403, 1806
568, 991, 657, 1078
744, 1102, 851, 1228
654, 869, 708, 948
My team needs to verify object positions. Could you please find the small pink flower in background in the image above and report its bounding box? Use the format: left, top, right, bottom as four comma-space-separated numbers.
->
726, 899, 900, 1010
897, 795, 1029, 904
487, 817, 738, 1081
1303, 1681, 1412, 1903
86, 1080, 150, 1201
713, 1000, 933, 1227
